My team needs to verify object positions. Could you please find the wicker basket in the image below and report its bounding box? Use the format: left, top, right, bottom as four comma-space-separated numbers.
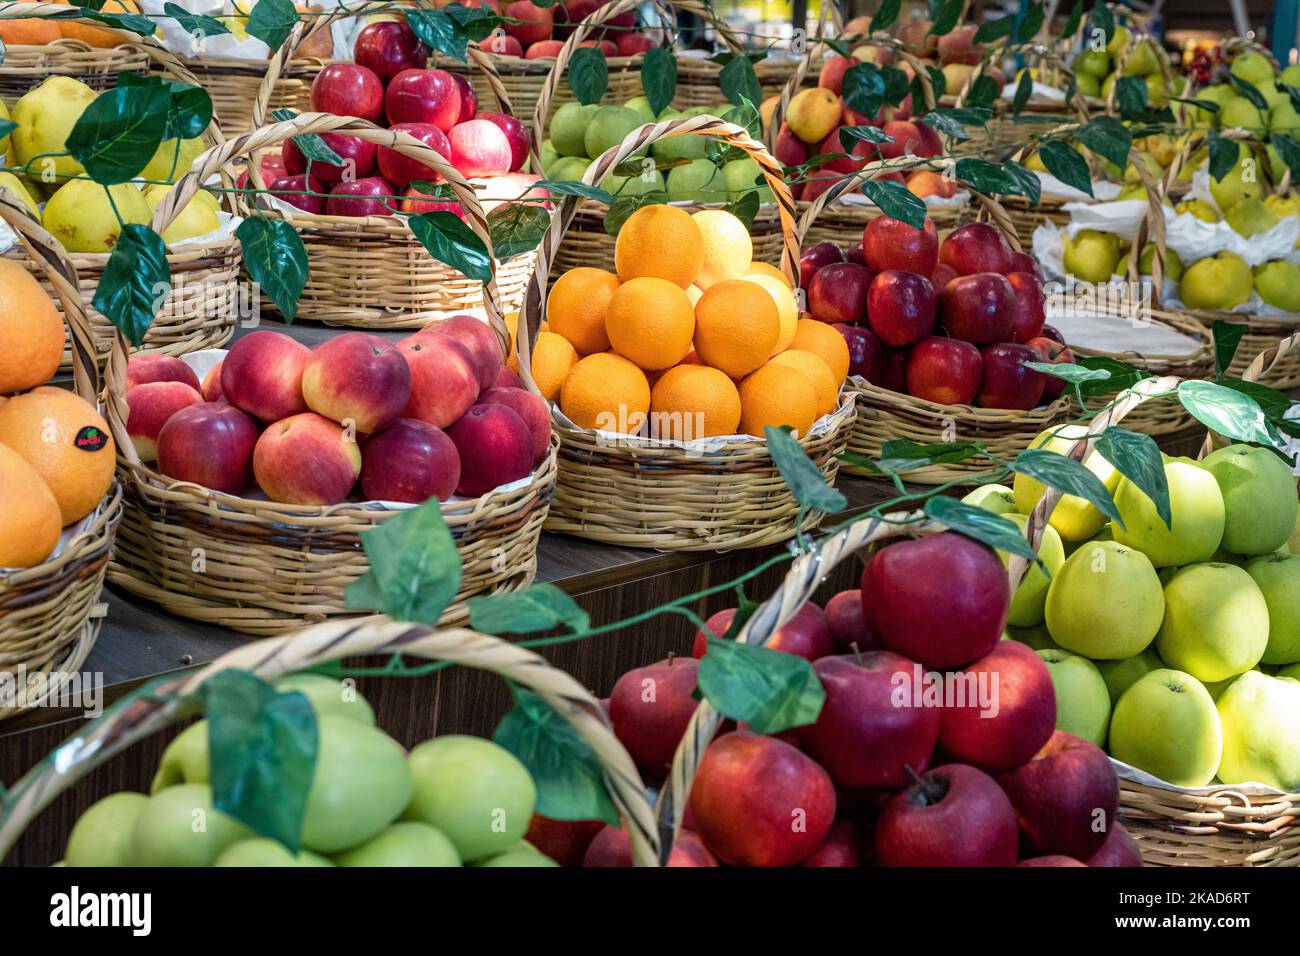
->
671, 10, 791, 110
0, 193, 123, 721
0, 616, 660, 866
106, 114, 558, 636
517, 113, 854, 551
171, 55, 322, 139
0, 2, 151, 100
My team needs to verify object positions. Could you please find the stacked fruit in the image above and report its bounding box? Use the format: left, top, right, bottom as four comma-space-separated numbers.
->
0, 1, 141, 50
478, 0, 655, 59
0, 263, 116, 569
545, 541, 1138, 867
529, 204, 847, 440
800, 217, 1074, 409
1072, 26, 1182, 104
972, 431, 1300, 792
60, 675, 561, 867
270, 18, 539, 218
127, 317, 549, 506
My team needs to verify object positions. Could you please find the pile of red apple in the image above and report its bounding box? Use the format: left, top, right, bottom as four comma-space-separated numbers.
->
803, 217, 1077, 410
123, 318, 549, 507
525, 532, 1142, 868
477, 0, 657, 59
265, 18, 538, 219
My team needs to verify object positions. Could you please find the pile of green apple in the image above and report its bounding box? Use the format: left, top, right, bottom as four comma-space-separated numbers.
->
1072, 26, 1182, 105
57, 675, 558, 867
1184, 49, 1300, 140
966, 430, 1300, 792
540, 96, 772, 205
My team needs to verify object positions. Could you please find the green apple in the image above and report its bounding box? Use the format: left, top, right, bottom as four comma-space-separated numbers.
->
152, 720, 209, 793
1105, 25, 1130, 57
1044, 540, 1165, 659
214, 838, 335, 866
1202, 443, 1299, 555
274, 673, 376, 725
650, 112, 709, 162
1176, 198, 1220, 223
1113, 459, 1225, 567
1118, 242, 1181, 282
1122, 39, 1160, 77
551, 102, 600, 157
1157, 563, 1269, 682
721, 157, 773, 203
1246, 553, 1300, 664
1265, 193, 1300, 219
548, 155, 591, 182
1014, 425, 1120, 542
131, 784, 254, 867
301, 716, 413, 854
1208, 143, 1262, 210
1110, 669, 1222, 786
599, 170, 666, 199
1254, 261, 1300, 312
477, 842, 560, 866
962, 482, 1017, 515
666, 158, 726, 203
1097, 646, 1165, 705
584, 106, 645, 160
996, 514, 1065, 627
1278, 662, 1300, 680
1007, 622, 1061, 651
1073, 50, 1110, 79
1203, 673, 1243, 701
1191, 83, 1236, 127
1257, 80, 1286, 110
1144, 73, 1169, 108
622, 95, 656, 124
1062, 229, 1121, 282
1217, 671, 1300, 789
1283, 64, 1300, 87
1075, 72, 1101, 98
1230, 50, 1276, 87
1271, 97, 1300, 135
1037, 649, 1111, 746
539, 138, 559, 174
1180, 251, 1253, 311
65, 792, 149, 867
333, 821, 461, 866
403, 735, 536, 862
1225, 197, 1279, 238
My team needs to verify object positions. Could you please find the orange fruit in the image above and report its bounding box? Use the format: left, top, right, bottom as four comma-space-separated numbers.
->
604, 276, 695, 371
693, 279, 780, 378
770, 349, 838, 418
614, 204, 704, 289
738, 362, 818, 439
650, 365, 741, 439
692, 209, 753, 288
530, 330, 578, 402
0, 442, 61, 568
0, 21, 62, 44
747, 261, 794, 288
0, 258, 65, 393
546, 267, 620, 356
56, 0, 143, 48
560, 353, 650, 433
790, 318, 851, 384
738, 272, 798, 355
0, 386, 115, 524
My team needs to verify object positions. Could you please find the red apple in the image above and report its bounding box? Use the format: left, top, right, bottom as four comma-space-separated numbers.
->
879, 119, 939, 159
939, 272, 1016, 344
1008, 250, 1039, 277
862, 215, 939, 275
360, 418, 460, 503
354, 20, 429, 83
269, 173, 327, 215
125, 353, 201, 392
385, 68, 463, 131
845, 240, 866, 266
326, 176, 397, 217
937, 25, 982, 65
774, 123, 808, 167
445, 403, 534, 496
1018, 855, 1086, 866
906, 335, 982, 405
800, 819, 861, 867
524, 39, 564, 59
478, 111, 530, 172
689, 731, 836, 867
1086, 823, 1143, 867
809, 262, 873, 325
1006, 271, 1046, 342
939, 640, 1056, 773
977, 342, 1046, 410
553, 0, 598, 39
1038, 324, 1064, 344
862, 531, 1009, 669
477, 386, 550, 463
691, 602, 832, 661
874, 763, 1019, 867
525, 814, 603, 867
931, 261, 958, 292
236, 153, 286, 191
880, 346, 910, 392
447, 118, 513, 178
283, 132, 377, 183
503, 0, 553, 46
609, 655, 699, 784
400, 187, 465, 217
824, 588, 875, 651
818, 54, 860, 95
692, 607, 737, 654
450, 73, 477, 124
201, 361, 224, 402
415, 314, 503, 390
220, 330, 310, 423
253, 412, 361, 505
798, 651, 940, 790
833, 323, 885, 383
866, 270, 936, 346
301, 332, 412, 433
156, 401, 259, 495
583, 825, 717, 867
800, 169, 844, 203
397, 331, 480, 429
482, 34, 523, 56
376, 123, 451, 189
814, 126, 871, 174
1026, 336, 1074, 402
310, 63, 384, 123
997, 730, 1119, 860
799, 241, 845, 288
615, 32, 654, 56
126, 381, 203, 461
939, 222, 1013, 276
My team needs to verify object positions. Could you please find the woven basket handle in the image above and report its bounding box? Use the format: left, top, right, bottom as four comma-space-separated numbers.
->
1102, 28, 1176, 116
0, 617, 660, 867
513, 113, 798, 398
0, 191, 97, 402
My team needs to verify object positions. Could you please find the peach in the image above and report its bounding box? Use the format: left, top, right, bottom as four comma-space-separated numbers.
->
398, 331, 480, 429
126, 381, 203, 462
253, 412, 361, 505
478, 386, 550, 463
201, 360, 224, 402
419, 314, 504, 390
302, 332, 412, 433
937, 25, 982, 65
492, 366, 525, 390
482, 34, 523, 56
907, 170, 958, 199
360, 418, 461, 503
220, 331, 311, 423
504, 0, 553, 46
125, 353, 201, 393
818, 55, 860, 95
156, 402, 259, 496
445, 403, 533, 496
524, 39, 563, 58
774, 123, 808, 166
786, 87, 841, 145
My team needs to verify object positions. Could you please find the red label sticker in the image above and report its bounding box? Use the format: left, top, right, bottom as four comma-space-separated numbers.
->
75, 426, 109, 452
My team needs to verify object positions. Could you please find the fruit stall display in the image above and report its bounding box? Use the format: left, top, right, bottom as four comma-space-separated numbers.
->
0, 2, 151, 101
101, 114, 558, 635
242, 15, 544, 327
516, 112, 854, 550
0, 194, 123, 718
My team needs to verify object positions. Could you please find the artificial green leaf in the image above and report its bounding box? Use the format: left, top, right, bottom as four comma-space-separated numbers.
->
603, 191, 666, 235
1011, 448, 1124, 527
1012, 70, 1033, 115
1088, 1, 1114, 46
642, 46, 677, 116
407, 180, 453, 199
1062, 0, 1085, 39
873, 438, 988, 472
164, 3, 232, 39
236, 218, 308, 322
919, 65, 946, 105
409, 211, 493, 283
1039, 139, 1093, 196
954, 157, 1040, 204
928, 0, 962, 36
1207, 130, 1239, 183
569, 46, 609, 105
1017, 2, 1045, 42
973, 14, 1015, 45
535, 179, 614, 203
47, 6, 156, 35
1178, 380, 1280, 448
1227, 74, 1269, 112
1075, 116, 1132, 172
860, 179, 926, 229
66, 82, 170, 183
726, 188, 760, 228
494, 688, 619, 824
1116, 75, 1148, 117
92, 223, 170, 347
924, 106, 991, 141
842, 62, 885, 119
1213, 319, 1247, 378
964, 74, 1001, 109
469, 583, 589, 635
407, 7, 468, 63
443, 2, 500, 42
203, 669, 318, 852
1220, 380, 1296, 422
1096, 427, 1170, 528
488, 202, 549, 260
924, 496, 1043, 568
719, 54, 761, 107
881, 65, 912, 106
839, 124, 894, 151
119, 73, 213, 142
1077, 356, 1149, 397
872, 0, 902, 32
0, 118, 15, 141
246, 0, 298, 50
344, 498, 462, 626
1023, 361, 1109, 385
697, 638, 824, 734
765, 425, 846, 514
271, 109, 345, 166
